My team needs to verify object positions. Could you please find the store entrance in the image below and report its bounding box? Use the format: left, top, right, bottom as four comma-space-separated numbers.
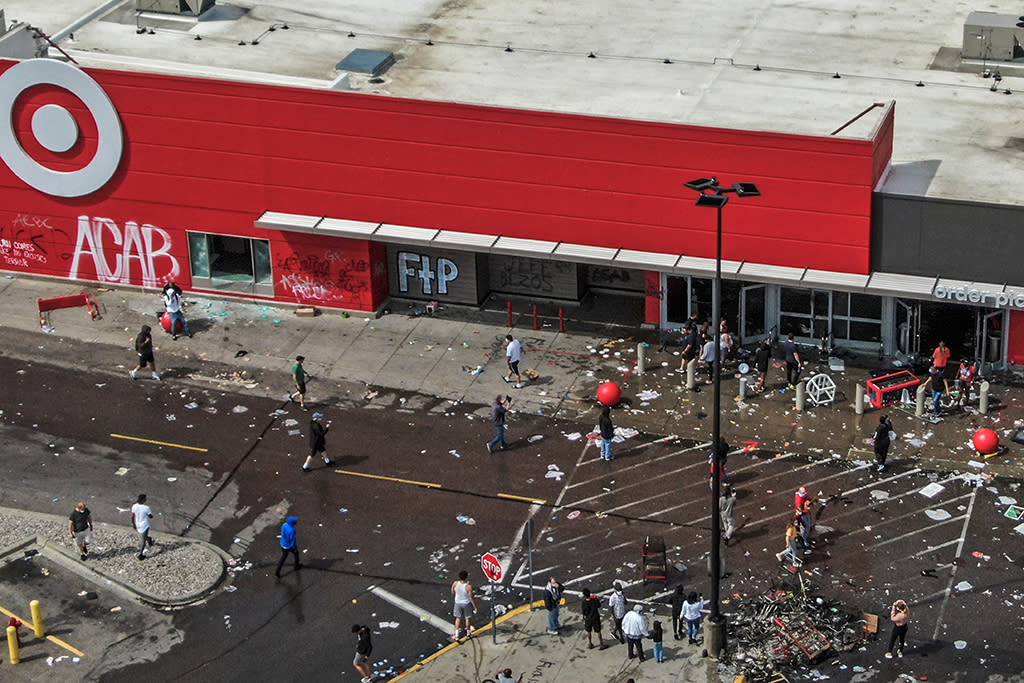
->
916, 302, 997, 366
663, 275, 741, 330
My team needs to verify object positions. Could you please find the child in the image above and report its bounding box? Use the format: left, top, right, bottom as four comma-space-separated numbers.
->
651, 620, 665, 662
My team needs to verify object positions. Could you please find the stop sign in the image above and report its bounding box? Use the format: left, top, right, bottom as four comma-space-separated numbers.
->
480, 552, 502, 582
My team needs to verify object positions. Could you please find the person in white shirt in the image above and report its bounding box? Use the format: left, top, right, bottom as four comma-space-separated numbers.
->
504, 334, 524, 388
130, 494, 155, 560
608, 581, 627, 643
162, 281, 192, 340
621, 604, 649, 660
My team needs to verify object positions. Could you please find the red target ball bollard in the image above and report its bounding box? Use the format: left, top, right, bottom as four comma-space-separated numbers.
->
972, 428, 999, 456
160, 311, 184, 335
597, 381, 622, 407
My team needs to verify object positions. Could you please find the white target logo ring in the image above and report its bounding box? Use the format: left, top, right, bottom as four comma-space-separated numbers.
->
0, 59, 123, 198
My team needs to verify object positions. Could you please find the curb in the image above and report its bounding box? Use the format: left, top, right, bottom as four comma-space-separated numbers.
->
0, 506, 230, 608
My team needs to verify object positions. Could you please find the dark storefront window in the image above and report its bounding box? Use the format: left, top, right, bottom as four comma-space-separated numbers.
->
188, 232, 273, 296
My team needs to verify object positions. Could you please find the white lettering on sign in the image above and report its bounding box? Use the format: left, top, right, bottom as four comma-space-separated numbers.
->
934, 285, 1024, 310
70, 215, 179, 287
480, 552, 503, 582
397, 251, 459, 295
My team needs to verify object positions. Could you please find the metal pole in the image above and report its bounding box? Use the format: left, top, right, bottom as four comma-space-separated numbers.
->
707, 202, 725, 656
491, 577, 497, 644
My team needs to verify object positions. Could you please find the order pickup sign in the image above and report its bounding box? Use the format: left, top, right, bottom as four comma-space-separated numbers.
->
480, 552, 502, 582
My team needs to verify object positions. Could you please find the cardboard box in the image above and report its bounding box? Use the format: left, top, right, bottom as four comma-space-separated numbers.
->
863, 612, 878, 634
295, 306, 318, 317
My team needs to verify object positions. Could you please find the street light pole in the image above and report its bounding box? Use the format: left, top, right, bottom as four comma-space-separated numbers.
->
683, 176, 760, 658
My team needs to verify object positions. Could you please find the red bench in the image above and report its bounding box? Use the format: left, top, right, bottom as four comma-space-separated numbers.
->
38, 293, 101, 327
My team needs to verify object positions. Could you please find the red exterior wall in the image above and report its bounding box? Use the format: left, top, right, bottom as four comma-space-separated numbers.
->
0, 59, 891, 311
1008, 311, 1024, 365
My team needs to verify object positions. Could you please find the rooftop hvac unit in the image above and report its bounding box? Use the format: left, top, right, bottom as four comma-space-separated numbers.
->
136, 0, 215, 16
962, 11, 1024, 61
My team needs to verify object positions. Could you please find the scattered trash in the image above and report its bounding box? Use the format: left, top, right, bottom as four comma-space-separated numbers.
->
224, 585, 237, 593
114, 467, 129, 476
1004, 505, 1024, 520
636, 389, 661, 401
919, 482, 945, 498
527, 435, 544, 443
231, 405, 249, 414
925, 509, 952, 521
455, 515, 476, 525
110, 606, 122, 613
954, 580, 973, 593
449, 449, 462, 458
954, 639, 968, 649
566, 510, 581, 520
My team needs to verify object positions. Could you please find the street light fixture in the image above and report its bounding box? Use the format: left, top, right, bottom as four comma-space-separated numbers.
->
684, 175, 760, 658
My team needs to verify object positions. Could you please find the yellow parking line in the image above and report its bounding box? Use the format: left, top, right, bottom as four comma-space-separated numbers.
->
497, 493, 547, 504
0, 606, 84, 657
334, 469, 441, 489
110, 434, 209, 452
47, 635, 84, 657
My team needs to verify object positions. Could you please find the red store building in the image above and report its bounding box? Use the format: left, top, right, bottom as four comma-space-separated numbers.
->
0, 55, 1019, 366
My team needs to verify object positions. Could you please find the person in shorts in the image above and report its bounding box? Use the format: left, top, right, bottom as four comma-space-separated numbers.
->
352, 623, 372, 683
130, 324, 160, 380
451, 569, 477, 639
288, 355, 307, 409
68, 502, 93, 561
581, 587, 607, 649
504, 334, 523, 388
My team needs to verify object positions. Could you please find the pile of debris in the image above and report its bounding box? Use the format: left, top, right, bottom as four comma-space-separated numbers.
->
724, 578, 872, 680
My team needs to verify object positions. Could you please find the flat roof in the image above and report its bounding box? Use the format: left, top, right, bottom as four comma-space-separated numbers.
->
7, 0, 1024, 206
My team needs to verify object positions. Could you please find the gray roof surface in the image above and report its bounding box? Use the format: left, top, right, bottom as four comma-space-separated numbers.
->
9, 0, 1024, 206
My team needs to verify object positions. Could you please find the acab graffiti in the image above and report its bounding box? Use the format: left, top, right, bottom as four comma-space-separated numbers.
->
0, 213, 69, 268
70, 216, 179, 287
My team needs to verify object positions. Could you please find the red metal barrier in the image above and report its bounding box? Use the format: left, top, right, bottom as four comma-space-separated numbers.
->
559, 308, 565, 333
532, 304, 539, 330
37, 293, 100, 327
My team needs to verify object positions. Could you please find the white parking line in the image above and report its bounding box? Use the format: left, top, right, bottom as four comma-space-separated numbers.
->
369, 585, 452, 635
931, 488, 978, 640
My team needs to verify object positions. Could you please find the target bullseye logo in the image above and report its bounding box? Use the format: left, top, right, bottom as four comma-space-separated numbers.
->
0, 59, 123, 197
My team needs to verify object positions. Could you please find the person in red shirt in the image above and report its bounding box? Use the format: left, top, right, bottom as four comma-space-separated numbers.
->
931, 341, 951, 394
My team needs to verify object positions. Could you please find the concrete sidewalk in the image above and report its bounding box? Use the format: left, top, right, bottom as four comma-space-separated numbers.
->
394, 599, 715, 683
3, 273, 1021, 482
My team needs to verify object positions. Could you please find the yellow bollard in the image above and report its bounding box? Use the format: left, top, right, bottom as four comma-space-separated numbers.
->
30, 599, 44, 639
6, 625, 19, 664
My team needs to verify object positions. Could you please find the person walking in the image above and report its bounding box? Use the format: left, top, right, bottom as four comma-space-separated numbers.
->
608, 581, 627, 643
885, 599, 910, 658
753, 337, 772, 391
710, 436, 730, 487
162, 281, 192, 339
580, 587, 607, 649
544, 576, 564, 634
719, 484, 737, 545
130, 494, 155, 560
679, 324, 698, 371
598, 405, 615, 461
873, 415, 895, 472
496, 668, 523, 683
504, 334, 524, 388
302, 412, 333, 472
682, 592, 706, 644
784, 334, 802, 387
451, 570, 477, 640
275, 516, 301, 577
794, 486, 815, 551
651, 620, 665, 662
288, 355, 308, 409
669, 585, 686, 640
351, 623, 373, 682
486, 395, 511, 453
68, 502, 93, 561
699, 334, 718, 384
130, 324, 160, 380
621, 604, 649, 660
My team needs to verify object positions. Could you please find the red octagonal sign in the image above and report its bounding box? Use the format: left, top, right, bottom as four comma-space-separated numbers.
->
480, 552, 502, 582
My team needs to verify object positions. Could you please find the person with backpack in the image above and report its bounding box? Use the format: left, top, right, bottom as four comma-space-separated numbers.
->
873, 414, 895, 472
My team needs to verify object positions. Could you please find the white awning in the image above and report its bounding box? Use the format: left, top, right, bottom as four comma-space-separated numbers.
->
254, 210, 1011, 305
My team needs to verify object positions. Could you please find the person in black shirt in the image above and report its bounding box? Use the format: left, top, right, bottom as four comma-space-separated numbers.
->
68, 502, 93, 560
351, 624, 372, 683
302, 412, 333, 472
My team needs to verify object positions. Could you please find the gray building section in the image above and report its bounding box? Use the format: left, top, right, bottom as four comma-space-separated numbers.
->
873, 194, 1024, 286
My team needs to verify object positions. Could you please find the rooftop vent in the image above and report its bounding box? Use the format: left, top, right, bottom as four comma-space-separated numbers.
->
135, 0, 215, 17
962, 11, 1024, 61
336, 49, 395, 76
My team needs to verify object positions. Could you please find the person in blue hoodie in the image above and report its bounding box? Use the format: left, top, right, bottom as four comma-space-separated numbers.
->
275, 516, 301, 577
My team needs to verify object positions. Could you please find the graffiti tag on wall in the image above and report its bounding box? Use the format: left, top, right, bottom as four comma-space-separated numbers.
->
275, 248, 373, 304
70, 216, 179, 287
0, 214, 72, 269
397, 251, 459, 295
